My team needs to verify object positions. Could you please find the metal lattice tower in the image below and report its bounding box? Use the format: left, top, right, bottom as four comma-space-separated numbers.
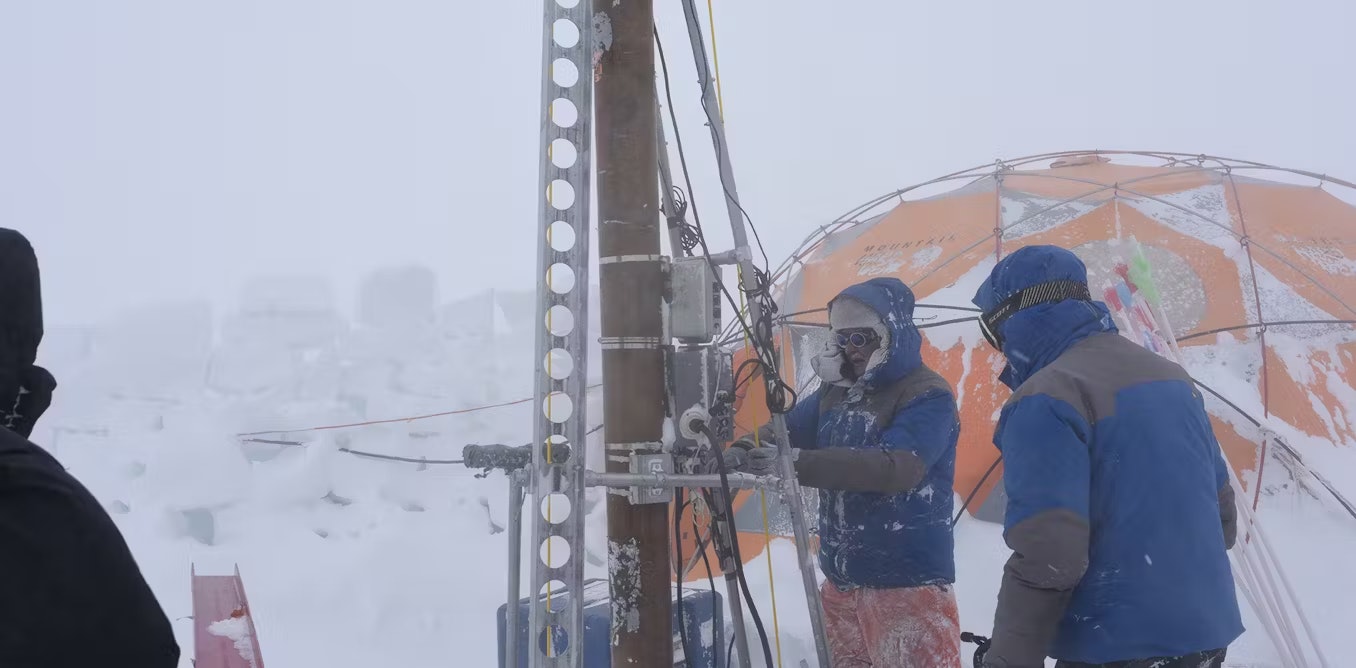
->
526, 0, 593, 664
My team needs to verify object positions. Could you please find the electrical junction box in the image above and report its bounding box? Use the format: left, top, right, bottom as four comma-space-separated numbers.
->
669, 346, 735, 456
669, 256, 721, 343
629, 452, 674, 505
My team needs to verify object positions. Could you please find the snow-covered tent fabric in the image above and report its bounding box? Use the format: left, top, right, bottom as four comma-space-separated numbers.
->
676, 153, 1356, 581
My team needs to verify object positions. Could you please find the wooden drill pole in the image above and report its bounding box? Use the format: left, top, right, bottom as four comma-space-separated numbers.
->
593, 0, 672, 665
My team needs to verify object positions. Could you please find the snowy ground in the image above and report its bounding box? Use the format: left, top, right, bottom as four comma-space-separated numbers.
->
32, 272, 1356, 667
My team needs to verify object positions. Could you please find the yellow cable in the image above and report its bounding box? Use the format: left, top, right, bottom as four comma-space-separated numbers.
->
737, 266, 784, 667
758, 489, 785, 667
705, 0, 726, 119
545, 225, 555, 655
703, 5, 793, 661
705, 0, 757, 335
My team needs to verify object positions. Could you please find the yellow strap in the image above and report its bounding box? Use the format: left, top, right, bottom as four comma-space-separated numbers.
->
544, 265, 555, 652
708, 4, 783, 662
737, 262, 784, 667
705, 0, 726, 119
758, 489, 785, 667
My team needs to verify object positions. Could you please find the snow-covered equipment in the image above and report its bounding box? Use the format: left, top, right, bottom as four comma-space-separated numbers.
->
496, 579, 724, 668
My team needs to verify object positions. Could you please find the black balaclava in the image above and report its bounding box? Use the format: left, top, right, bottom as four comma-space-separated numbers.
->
0, 228, 56, 438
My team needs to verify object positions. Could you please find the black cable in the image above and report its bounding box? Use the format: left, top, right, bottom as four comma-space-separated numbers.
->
338, 448, 465, 465
683, 1, 980, 416
655, 27, 796, 416
702, 488, 772, 667
656, 23, 787, 662
676, 495, 730, 667
732, 357, 765, 395
684, 16, 771, 273
654, 28, 758, 346
698, 424, 773, 667
241, 437, 303, 446
953, 454, 1003, 526
694, 512, 721, 660
674, 489, 696, 668
324, 425, 605, 469
667, 186, 701, 254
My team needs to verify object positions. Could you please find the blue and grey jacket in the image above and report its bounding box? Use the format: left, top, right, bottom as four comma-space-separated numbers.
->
973, 246, 1243, 667
756, 277, 960, 590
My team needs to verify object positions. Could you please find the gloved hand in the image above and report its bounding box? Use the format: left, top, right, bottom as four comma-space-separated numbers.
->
810, 344, 851, 385
961, 632, 993, 668
979, 645, 1042, 668
5, 364, 55, 439
718, 442, 780, 476
974, 638, 991, 668
728, 436, 759, 451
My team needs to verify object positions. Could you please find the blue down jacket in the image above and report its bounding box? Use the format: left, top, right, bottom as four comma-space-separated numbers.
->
973, 246, 1243, 665
781, 277, 959, 589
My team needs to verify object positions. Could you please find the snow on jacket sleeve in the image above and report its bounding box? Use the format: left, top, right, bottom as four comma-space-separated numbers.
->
794, 389, 956, 493
986, 395, 1092, 668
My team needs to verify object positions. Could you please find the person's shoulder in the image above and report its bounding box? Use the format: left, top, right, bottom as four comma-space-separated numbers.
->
1009, 333, 1194, 424
0, 426, 58, 460
0, 428, 83, 496
894, 364, 955, 399
882, 365, 957, 416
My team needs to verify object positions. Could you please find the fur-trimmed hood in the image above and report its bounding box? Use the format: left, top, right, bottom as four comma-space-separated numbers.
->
811, 277, 923, 392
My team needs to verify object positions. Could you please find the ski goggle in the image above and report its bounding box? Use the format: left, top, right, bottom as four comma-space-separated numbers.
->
835, 329, 880, 349
978, 280, 1092, 351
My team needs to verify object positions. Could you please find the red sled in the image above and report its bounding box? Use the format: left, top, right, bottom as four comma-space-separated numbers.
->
192, 564, 266, 668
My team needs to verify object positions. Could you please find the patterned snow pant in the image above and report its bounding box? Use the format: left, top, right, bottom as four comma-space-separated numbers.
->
820, 581, 962, 668
1054, 648, 1228, 668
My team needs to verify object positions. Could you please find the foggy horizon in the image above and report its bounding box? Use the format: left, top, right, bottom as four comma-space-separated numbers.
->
4, 0, 1353, 329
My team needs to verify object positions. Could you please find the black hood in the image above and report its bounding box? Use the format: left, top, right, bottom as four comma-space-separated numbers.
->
0, 228, 43, 365
0, 228, 54, 438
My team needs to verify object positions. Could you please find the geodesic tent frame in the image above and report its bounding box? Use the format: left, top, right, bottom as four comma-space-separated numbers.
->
721, 150, 1356, 531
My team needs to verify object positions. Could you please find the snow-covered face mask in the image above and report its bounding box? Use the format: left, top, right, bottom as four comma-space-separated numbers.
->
835, 328, 880, 379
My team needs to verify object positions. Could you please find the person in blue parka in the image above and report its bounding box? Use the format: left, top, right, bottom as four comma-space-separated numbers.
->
727, 277, 963, 667
970, 245, 1243, 668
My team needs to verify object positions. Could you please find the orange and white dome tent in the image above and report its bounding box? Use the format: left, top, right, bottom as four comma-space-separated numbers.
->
676, 151, 1356, 580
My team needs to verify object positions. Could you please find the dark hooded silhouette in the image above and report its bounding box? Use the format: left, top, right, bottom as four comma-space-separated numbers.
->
0, 228, 55, 438
0, 228, 181, 667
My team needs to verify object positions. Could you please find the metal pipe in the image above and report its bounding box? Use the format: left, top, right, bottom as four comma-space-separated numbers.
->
1178, 319, 1356, 342
676, 0, 832, 663
506, 471, 527, 668
706, 488, 753, 668
724, 572, 752, 668
584, 471, 774, 490
705, 248, 748, 266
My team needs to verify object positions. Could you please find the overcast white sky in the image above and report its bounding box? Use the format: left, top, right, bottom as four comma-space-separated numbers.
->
3, 0, 1353, 327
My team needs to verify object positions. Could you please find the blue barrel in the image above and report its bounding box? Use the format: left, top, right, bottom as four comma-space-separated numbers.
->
497, 579, 725, 667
